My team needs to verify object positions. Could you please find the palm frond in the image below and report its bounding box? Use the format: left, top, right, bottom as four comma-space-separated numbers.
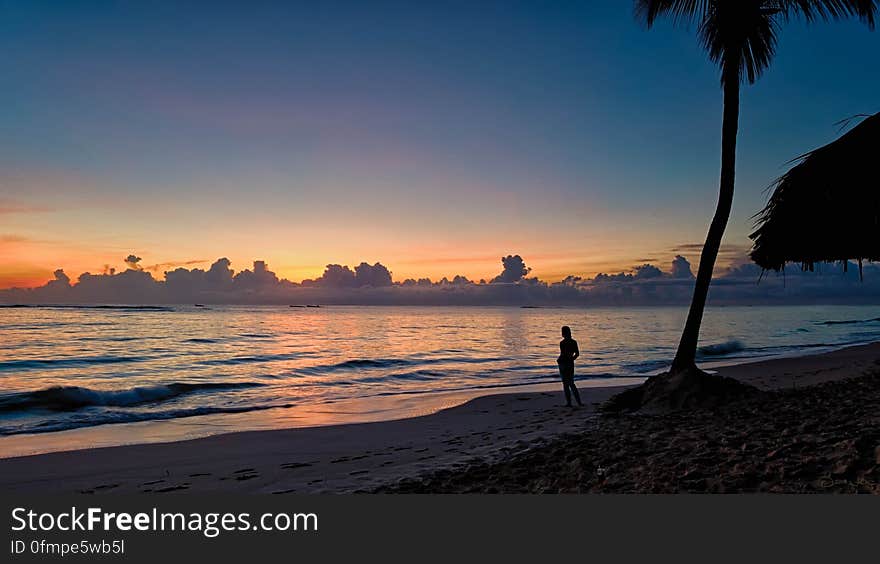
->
634, 0, 711, 27
698, 2, 780, 85
635, 0, 877, 86
778, 0, 877, 28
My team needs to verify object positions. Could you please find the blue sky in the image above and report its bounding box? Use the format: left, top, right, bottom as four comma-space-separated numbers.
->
0, 0, 877, 286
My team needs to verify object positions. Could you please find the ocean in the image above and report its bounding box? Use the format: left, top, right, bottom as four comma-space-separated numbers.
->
2, 304, 880, 450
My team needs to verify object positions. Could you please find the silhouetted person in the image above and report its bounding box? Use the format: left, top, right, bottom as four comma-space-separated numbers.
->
557, 326, 582, 407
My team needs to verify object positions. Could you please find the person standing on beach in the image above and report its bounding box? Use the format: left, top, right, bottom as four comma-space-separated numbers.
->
558, 326, 583, 408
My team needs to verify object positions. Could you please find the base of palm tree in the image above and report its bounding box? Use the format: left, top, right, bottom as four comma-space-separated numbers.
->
603, 365, 760, 413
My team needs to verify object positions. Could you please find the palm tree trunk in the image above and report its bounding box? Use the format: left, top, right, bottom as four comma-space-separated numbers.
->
671, 72, 740, 373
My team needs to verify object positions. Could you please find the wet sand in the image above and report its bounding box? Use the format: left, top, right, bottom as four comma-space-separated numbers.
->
1, 342, 879, 494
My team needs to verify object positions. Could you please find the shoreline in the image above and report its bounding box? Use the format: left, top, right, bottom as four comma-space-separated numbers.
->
2, 337, 873, 460
1, 341, 879, 493
0, 377, 646, 460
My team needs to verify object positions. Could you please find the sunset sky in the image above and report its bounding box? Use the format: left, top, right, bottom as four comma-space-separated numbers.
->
1, 1, 877, 288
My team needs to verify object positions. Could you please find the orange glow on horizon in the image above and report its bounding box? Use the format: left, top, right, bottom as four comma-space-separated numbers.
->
0, 251, 737, 290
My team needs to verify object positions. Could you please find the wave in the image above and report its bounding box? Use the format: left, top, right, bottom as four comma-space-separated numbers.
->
621, 359, 671, 374
77, 335, 142, 342
0, 355, 156, 372
0, 382, 262, 413
0, 402, 290, 436
623, 337, 860, 372
299, 355, 506, 375
737, 338, 876, 356
697, 340, 746, 357
197, 352, 308, 366
353, 369, 449, 384
817, 316, 880, 326
0, 304, 174, 311
323, 358, 416, 370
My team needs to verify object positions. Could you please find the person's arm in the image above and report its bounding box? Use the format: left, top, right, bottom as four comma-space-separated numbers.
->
572, 340, 580, 361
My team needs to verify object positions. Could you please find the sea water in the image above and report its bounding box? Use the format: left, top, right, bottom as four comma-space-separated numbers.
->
1, 304, 879, 443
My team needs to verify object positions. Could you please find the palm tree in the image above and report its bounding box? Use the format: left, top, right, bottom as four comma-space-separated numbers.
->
635, 0, 876, 375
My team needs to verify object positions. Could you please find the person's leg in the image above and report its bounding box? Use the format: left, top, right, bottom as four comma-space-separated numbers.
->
559, 365, 572, 406
569, 378, 583, 406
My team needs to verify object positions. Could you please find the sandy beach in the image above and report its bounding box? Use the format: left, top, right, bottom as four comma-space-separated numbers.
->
1, 342, 879, 494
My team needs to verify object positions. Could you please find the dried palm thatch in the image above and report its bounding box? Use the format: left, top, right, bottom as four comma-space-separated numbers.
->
750, 112, 880, 278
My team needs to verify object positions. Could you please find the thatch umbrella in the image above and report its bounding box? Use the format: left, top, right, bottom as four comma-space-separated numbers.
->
750, 112, 880, 278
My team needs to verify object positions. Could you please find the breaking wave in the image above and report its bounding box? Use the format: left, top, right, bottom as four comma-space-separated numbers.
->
0, 382, 262, 413
697, 340, 746, 357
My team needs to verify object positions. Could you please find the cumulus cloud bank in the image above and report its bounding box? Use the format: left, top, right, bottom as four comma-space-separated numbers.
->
3, 253, 880, 306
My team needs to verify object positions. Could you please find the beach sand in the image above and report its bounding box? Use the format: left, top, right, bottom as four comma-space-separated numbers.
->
1, 343, 879, 494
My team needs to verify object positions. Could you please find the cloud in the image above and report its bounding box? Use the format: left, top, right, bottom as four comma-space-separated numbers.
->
354, 262, 393, 287
305, 264, 356, 288
142, 259, 209, 272
51, 269, 70, 285
671, 255, 694, 279
303, 262, 393, 288
3, 252, 880, 306
634, 264, 663, 279
164, 257, 235, 298
233, 260, 280, 291
670, 242, 750, 263
491, 255, 531, 284
124, 254, 143, 270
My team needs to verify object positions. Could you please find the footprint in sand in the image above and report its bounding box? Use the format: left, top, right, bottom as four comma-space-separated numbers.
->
281, 462, 312, 470
155, 484, 190, 493
86, 483, 120, 492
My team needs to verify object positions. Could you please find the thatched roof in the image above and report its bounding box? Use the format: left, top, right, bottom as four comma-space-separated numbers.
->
750, 112, 880, 276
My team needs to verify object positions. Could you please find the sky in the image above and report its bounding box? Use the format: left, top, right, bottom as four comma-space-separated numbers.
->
0, 0, 878, 289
